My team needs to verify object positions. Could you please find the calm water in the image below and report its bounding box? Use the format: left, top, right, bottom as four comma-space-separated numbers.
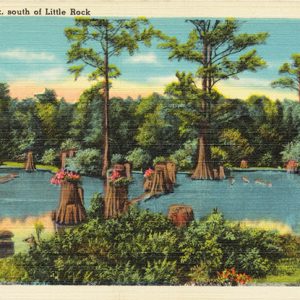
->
0, 168, 143, 218
1, 168, 300, 233
139, 170, 300, 233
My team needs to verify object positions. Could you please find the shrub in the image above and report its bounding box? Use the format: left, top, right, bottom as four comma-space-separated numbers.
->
65, 148, 101, 176
60, 139, 80, 151
169, 139, 197, 171
111, 153, 126, 165
126, 148, 151, 170
41, 148, 57, 165
87, 192, 104, 220
11, 208, 287, 284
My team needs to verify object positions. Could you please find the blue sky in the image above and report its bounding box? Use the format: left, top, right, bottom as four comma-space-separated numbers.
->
0, 17, 300, 101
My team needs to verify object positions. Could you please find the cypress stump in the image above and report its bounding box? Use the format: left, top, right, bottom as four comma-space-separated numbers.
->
150, 163, 173, 195
0, 230, 14, 258
25, 151, 35, 172
240, 160, 248, 169
143, 177, 153, 192
166, 161, 176, 184
124, 162, 132, 179
168, 204, 194, 227
52, 181, 87, 230
104, 181, 129, 219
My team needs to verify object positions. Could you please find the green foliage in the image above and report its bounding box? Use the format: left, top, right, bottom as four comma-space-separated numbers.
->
10, 208, 289, 285
66, 148, 101, 176
281, 140, 300, 162
271, 54, 300, 100
153, 156, 166, 165
126, 148, 151, 170
41, 149, 57, 165
87, 192, 104, 220
169, 139, 198, 171
0, 257, 29, 283
111, 153, 125, 165
60, 139, 80, 151
218, 128, 254, 166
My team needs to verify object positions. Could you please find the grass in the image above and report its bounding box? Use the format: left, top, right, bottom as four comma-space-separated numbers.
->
255, 258, 300, 285
2, 161, 58, 173
236, 219, 293, 235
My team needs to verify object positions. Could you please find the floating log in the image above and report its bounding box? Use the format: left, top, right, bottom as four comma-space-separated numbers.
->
168, 204, 194, 227
25, 151, 35, 172
219, 166, 225, 180
104, 183, 129, 219
0, 173, 18, 184
0, 230, 14, 258
54, 181, 87, 226
150, 163, 173, 196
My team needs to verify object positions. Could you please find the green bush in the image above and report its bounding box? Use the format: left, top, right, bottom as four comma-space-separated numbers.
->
169, 139, 197, 171
10, 208, 289, 285
65, 148, 101, 176
126, 148, 151, 170
41, 148, 57, 165
111, 153, 126, 165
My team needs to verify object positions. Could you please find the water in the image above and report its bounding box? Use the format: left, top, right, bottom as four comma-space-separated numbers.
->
139, 171, 300, 233
1, 168, 300, 233
0, 168, 143, 218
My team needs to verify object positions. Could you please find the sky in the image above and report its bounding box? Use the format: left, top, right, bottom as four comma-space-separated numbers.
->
0, 17, 300, 102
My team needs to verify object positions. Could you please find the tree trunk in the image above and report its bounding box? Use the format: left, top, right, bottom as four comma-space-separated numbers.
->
191, 128, 213, 180
192, 40, 214, 180
101, 30, 110, 178
298, 72, 300, 103
150, 163, 174, 195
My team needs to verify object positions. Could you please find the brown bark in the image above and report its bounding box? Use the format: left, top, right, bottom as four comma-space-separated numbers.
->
191, 128, 213, 180
219, 166, 225, 180
101, 29, 110, 178
143, 177, 153, 192
55, 181, 87, 225
150, 163, 173, 195
168, 204, 194, 227
124, 162, 132, 179
104, 182, 128, 219
25, 151, 35, 172
166, 161, 176, 184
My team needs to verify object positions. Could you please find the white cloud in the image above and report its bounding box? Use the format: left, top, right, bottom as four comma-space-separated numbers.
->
127, 53, 158, 64
22, 67, 66, 82
0, 48, 56, 62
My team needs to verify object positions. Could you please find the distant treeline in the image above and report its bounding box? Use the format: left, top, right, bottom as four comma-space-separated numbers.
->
1, 82, 300, 174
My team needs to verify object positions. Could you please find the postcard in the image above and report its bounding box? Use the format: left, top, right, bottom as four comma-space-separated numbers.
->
1, 0, 300, 299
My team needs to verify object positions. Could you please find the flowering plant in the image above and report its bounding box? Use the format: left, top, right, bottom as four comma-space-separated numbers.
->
144, 168, 154, 179
50, 169, 81, 185
217, 268, 252, 286
108, 169, 132, 187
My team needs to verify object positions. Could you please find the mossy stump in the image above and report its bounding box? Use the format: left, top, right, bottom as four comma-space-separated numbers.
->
52, 181, 87, 231
168, 204, 194, 227
150, 163, 173, 196
240, 160, 249, 169
104, 182, 128, 219
0, 230, 14, 258
25, 151, 35, 172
